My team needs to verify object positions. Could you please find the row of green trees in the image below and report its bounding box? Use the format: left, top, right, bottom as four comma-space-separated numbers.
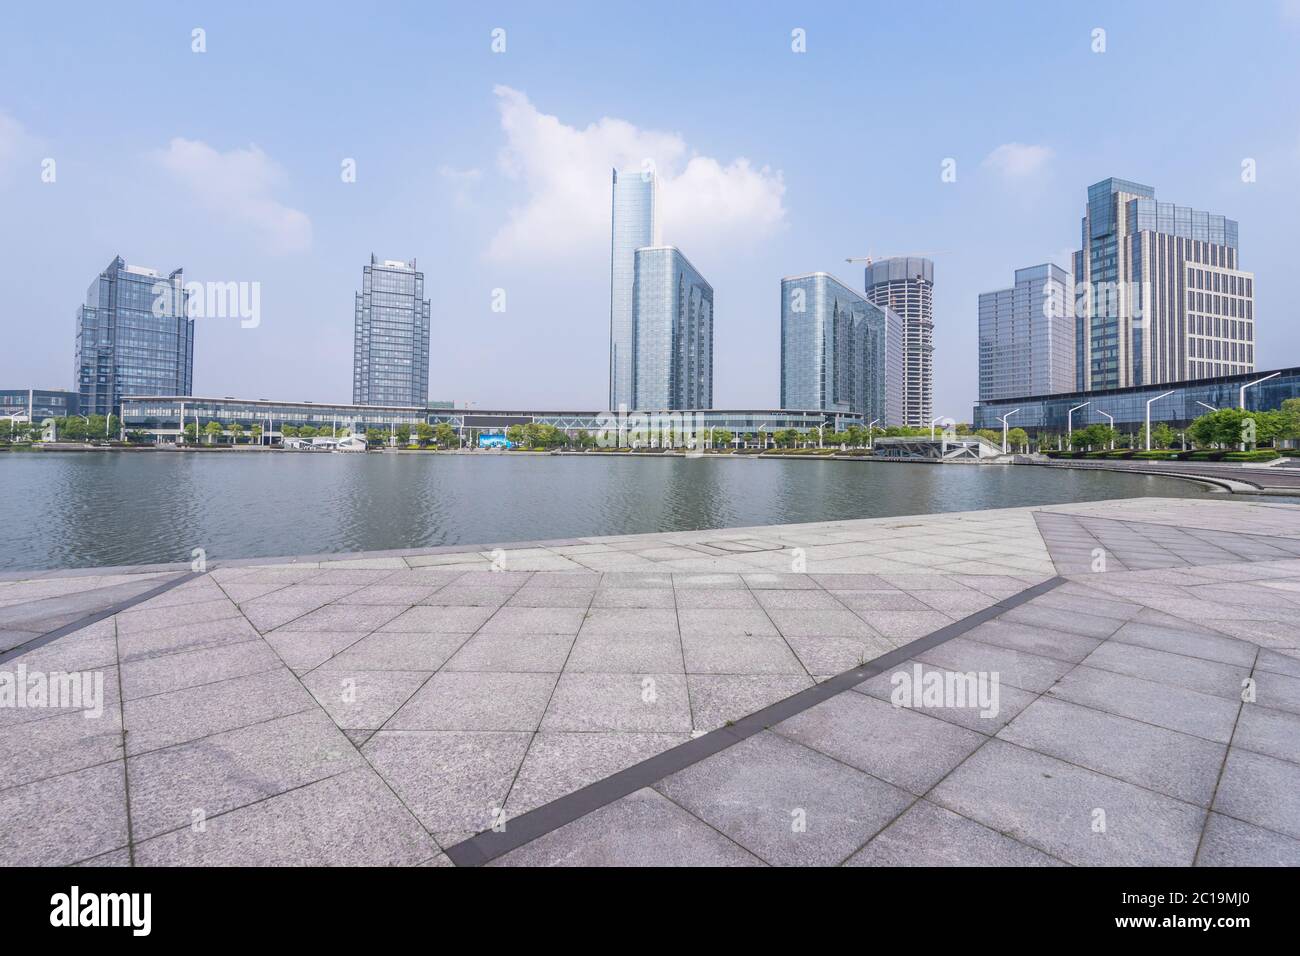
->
1047, 398, 1300, 451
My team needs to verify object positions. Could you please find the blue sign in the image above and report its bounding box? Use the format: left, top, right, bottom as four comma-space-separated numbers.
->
479, 433, 513, 448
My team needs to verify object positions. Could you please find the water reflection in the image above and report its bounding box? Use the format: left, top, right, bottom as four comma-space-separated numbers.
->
0, 452, 1207, 571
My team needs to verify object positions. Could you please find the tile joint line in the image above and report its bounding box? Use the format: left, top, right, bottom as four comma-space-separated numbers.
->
444, 573, 1068, 867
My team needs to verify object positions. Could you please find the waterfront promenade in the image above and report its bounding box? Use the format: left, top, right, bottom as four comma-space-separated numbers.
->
2, 496, 1299, 866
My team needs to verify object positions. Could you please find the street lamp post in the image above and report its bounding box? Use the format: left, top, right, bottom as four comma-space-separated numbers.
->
1097, 410, 1114, 450
929, 417, 944, 440
1238, 371, 1281, 450
1239, 371, 1280, 411
867, 419, 879, 451
1145, 391, 1175, 451
999, 408, 1021, 454
1067, 402, 1090, 451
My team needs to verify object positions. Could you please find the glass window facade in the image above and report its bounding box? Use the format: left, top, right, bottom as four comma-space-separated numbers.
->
74, 257, 194, 418
632, 246, 712, 410
973, 366, 1300, 436
123, 396, 428, 436
979, 263, 1075, 401
1074, 178, 1251, 391
609, 168, 657, 410
352, 255, 431, 407
0, 388, 79, 421
780, 273, 903, 426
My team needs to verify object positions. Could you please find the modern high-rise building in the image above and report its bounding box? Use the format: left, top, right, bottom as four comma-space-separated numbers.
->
1073, 178, 1254, 391
780, 272, 904, 426
74, 256, 193, 418
608, 167, 657, 410
864, 257, 934, 428
978, 263, 1075, 402
352, 255, 431, 407
631, 246, 713, 410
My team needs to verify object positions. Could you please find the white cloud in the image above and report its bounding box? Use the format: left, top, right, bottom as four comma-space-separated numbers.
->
982, 142, 1054, 180
152, 138, 311, 255
0, 112, 38, 180
438, 164, 483, 207
486, 86, 785, 262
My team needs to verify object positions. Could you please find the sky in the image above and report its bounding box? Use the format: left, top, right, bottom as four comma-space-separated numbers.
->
2, 1, 1299, 420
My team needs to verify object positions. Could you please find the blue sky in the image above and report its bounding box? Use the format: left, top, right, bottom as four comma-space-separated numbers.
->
2, 1, 1298, 418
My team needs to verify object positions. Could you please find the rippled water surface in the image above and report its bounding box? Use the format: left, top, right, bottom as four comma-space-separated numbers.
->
0, 451, 1209, 571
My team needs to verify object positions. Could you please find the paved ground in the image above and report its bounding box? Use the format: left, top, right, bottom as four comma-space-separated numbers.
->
1031, 456, 1300, 493
1, 497, 1298, 866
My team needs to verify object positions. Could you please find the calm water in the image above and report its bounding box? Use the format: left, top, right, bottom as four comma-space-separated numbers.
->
0, 451, 1209, 572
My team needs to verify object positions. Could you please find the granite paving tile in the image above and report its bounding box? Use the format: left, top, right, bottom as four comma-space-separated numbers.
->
845, 800, 1063, 867
133, 768, 437, 865
655, 731, 913, 866
930, 739, 1205, 866
493, 787, 763, 867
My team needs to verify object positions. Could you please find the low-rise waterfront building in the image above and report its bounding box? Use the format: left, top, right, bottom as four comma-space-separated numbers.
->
122, 395, 429, 443
122, 396, 859, 446
0, 388, 80, 423
973, 365, 1300, 436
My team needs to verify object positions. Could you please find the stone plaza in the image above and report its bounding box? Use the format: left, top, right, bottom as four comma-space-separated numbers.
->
1, 496, 1298, 866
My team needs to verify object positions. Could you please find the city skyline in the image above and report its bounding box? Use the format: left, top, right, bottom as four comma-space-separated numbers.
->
3, 2, 1299, 418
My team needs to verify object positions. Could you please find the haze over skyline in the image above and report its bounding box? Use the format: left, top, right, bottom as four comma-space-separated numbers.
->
2, 1, 1299, 419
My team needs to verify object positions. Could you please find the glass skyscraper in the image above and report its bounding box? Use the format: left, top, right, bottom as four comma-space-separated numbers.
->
608, 167, 657, 410
864, 257, 934, 428
74, 256, 194, 418
1073, 178, 1253, 391
631, 246, 713, 410
978, 263, 1075, 402
352, 255, 431, 407
780, 272, 903, 426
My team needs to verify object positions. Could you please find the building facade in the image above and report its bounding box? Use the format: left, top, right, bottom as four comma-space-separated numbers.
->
1073, 178, 1254, 391
864, 257, 934, 428
973, 366, 1299, 436
608, 167, 657, 410
632, 246, 713, 410
0, 388, 80, 423
122, 396, 428, 443
121, 397, 855, 446
352, 255, 431, 407
978, 263, 1075, 402
780, 273, 903, 426
74, 256, 194, 418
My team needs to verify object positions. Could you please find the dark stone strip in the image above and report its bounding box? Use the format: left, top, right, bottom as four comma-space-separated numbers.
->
0, 571, 204, 666
445, 574, 1067, 866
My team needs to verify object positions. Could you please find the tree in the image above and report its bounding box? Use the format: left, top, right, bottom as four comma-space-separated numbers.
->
434, 422, 458, 447
415, 422, 435, 446
203, 421, 224, 444
1069, 423, 1115, 450
183, 422, 198, 443
1006, 427, 1029, 452
1186, 407, 1286, 449
281, 424, 298, 439
1280, 398, 1300, 440
396, 424, 411, 445
709, 429, 733, 448
227, 422, 244, 445
249, 423, 263, 444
